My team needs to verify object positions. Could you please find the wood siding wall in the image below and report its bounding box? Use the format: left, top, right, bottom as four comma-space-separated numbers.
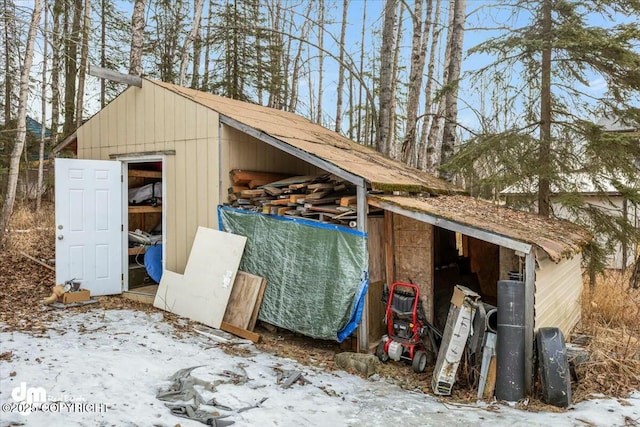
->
389, 212, 434, 323
219, 125, 324, 198
367, 216, 387, 344
76, 81, 220, 273
534, 251, 583, 337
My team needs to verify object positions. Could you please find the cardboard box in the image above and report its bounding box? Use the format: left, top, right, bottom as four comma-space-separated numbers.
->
62, 289, 90, 304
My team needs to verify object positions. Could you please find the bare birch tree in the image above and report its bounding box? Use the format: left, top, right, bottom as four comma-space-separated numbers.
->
179, 0, 204, 86
315, 1, 325, 124
0, 0, 42, 243
63, 0, 82, 135
377, 0, 398, 155
439, 0, 466, 181
129, 0, 146, 75
417, 0, 442, 170
50, 0, 61, 151
75, 0, 90, 127
37, 0, 48, 213
401, 0, 432, 166
334, 0, 348, 133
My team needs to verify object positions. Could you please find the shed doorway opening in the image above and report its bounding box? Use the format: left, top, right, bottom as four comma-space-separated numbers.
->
123, 159, 165, 302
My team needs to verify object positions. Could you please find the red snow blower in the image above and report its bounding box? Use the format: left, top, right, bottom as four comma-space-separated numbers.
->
376, 282, 441, 373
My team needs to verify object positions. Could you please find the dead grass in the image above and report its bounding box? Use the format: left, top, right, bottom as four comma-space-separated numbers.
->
572, 269, 640, 402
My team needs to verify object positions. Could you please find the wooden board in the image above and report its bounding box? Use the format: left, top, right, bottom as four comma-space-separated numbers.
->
248, 277, 267, 331
223, 271, 266, 331
154, 227, 247, 329
220, 321, 261, 343
230, 169, 292, 187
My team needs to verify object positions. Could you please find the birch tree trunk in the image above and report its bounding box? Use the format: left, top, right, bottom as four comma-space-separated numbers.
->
288, 1, 313, 112
129, 0, 146, 75
388, 3, 404, 159
37, 0, 48, 213
356, 0, 367, 144
100, 0, 106, 107
315, 1, 325, 124
440, 0, 466, 181
0, 0, 42, 244
335, 0, 348, 133
426, 0, 452, 174
3, 0, 17, 123
377, 0, 398, 155
179, 0, 204, 86
190, 11, 203, 89
418, 0, 441, 170
75, 0, 90, 127
51, 0, 61, 152
63, 0, 81, 135
401, 0, 430, 166
201, 0, 213, 91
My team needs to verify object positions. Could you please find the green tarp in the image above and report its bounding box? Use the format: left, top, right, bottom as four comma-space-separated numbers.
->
218, 206, 368, 341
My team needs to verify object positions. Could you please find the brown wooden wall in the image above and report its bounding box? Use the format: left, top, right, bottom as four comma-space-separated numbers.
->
386, 212, 434, 323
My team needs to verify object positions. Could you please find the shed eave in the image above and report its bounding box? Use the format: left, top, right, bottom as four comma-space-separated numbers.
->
368, 196, 533, 254
219, 114, 367, 187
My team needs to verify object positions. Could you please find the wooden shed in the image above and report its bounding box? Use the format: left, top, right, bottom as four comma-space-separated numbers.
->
53, 78, 591, 393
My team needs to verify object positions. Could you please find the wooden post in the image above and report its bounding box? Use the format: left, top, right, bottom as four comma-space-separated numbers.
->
357, 184, 369, 352
524, 250, 536, 394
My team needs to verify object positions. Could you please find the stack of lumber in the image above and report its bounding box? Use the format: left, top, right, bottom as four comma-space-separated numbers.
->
227, 169, 375, 227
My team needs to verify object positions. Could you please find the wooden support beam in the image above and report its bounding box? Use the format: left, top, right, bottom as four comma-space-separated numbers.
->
357, 185, 369, 353
88, 64, 142, 87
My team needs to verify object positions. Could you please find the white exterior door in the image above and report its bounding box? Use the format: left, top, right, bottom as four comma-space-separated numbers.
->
55, 158, 123, 296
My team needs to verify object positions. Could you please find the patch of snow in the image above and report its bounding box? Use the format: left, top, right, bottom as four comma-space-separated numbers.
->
0, 309, 638, 426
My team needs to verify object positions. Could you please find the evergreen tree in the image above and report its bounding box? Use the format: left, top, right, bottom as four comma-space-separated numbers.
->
447, 0, 640, 283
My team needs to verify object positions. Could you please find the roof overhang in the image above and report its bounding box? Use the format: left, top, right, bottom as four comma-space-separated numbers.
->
368, 195, 592, 262
52, 131, 78, 155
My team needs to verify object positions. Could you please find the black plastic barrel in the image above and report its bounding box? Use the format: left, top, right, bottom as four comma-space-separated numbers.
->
496, 280, 525, 401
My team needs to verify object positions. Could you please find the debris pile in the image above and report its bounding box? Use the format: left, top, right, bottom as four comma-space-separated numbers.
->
226, 169, 380, 227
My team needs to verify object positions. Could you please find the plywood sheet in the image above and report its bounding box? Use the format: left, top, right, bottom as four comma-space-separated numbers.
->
223, 271, 266, 331
154, 227, 247, 328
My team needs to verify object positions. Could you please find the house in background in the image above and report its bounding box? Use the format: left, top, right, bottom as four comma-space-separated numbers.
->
502, 118, 639, 270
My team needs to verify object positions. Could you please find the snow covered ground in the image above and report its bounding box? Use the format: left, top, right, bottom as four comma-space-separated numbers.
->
0, 309, 638, 427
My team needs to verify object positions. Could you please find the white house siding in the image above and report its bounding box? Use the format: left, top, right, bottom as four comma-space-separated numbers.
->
534, 251, 583, 337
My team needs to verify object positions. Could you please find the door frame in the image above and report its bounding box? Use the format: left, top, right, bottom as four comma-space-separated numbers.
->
117, 155, 166, 291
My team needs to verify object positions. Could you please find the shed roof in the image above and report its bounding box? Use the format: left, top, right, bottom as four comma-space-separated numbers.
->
369, 194, 592, 261
150, 79, 461, 195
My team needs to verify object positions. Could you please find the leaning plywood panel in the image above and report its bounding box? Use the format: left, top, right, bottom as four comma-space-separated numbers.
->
153, 226, 247, 328
223, 271, 266, 331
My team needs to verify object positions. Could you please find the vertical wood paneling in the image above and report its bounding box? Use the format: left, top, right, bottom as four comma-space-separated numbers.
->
392, 214, 434, 323
174, 146, 187, 273
185, 140, 198, 256
144, 83, 155, 145
534, 253, 582, 337
133, 88, 144, 145
367, 217, 387, 343
184, 101, 196, 141
164, 155, 176, 271
153, 85, 165, 145
164, 88, 176, 144
174, 96, 186, 141
208, 112, 219, 227
195, 138, 208, 227
117, 92, 127, 149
